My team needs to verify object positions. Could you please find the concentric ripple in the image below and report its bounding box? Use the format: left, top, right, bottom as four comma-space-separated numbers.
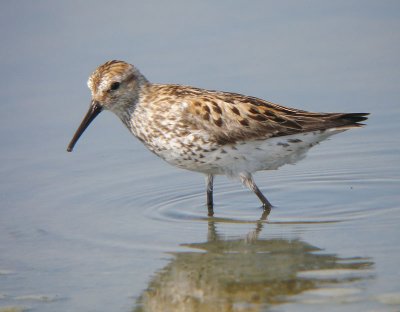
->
135, 154, 398, 228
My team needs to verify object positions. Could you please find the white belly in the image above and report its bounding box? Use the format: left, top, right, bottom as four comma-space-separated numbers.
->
153, 129, 345, 177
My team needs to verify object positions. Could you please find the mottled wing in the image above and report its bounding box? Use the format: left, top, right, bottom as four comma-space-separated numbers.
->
177, 87, 367, 144
184, 95, 292, 144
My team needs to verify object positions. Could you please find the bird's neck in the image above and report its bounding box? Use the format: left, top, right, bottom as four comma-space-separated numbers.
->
113, 80, 151, 130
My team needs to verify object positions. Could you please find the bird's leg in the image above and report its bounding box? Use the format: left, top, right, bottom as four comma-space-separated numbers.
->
240, 173, 272, 211
206, 174, 214, 216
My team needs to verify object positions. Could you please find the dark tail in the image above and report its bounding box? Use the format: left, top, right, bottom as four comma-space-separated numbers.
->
329, 112, 370, 129
340, 113, 369, 124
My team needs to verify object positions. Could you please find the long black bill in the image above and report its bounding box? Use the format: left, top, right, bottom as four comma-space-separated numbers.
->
67, 100, 103, 152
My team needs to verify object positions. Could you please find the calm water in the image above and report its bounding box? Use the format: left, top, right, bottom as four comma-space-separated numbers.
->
1, 2, 400, 311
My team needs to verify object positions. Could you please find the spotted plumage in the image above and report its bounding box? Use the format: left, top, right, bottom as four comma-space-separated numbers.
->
67, 60, 369, 214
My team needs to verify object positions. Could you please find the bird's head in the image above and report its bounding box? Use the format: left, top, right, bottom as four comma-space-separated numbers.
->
67, 60, 148, 152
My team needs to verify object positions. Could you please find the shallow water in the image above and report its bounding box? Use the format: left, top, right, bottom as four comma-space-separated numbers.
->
1, 2, 400, 312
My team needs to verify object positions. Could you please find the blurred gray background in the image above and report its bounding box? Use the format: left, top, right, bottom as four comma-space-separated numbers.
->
1, 1, 399, 311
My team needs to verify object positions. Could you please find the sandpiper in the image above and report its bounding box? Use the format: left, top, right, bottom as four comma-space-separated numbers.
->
67, 60, 368, 214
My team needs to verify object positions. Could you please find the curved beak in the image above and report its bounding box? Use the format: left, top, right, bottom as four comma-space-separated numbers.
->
67, 100, 103, 152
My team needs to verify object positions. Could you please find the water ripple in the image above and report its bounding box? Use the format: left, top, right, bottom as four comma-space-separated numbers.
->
134, 164, 398, 228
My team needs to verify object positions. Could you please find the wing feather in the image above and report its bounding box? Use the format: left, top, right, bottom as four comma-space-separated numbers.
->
154, 85, 368, 144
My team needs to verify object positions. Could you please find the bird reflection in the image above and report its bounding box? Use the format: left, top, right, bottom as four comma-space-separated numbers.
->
133, 213, 373, 311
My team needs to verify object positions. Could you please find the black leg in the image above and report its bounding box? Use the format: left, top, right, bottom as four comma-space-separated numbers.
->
206, 174, 214, 216
240, 174, 272, 211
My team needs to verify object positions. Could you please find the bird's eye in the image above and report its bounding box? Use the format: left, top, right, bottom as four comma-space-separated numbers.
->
110, 82, 120, 91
